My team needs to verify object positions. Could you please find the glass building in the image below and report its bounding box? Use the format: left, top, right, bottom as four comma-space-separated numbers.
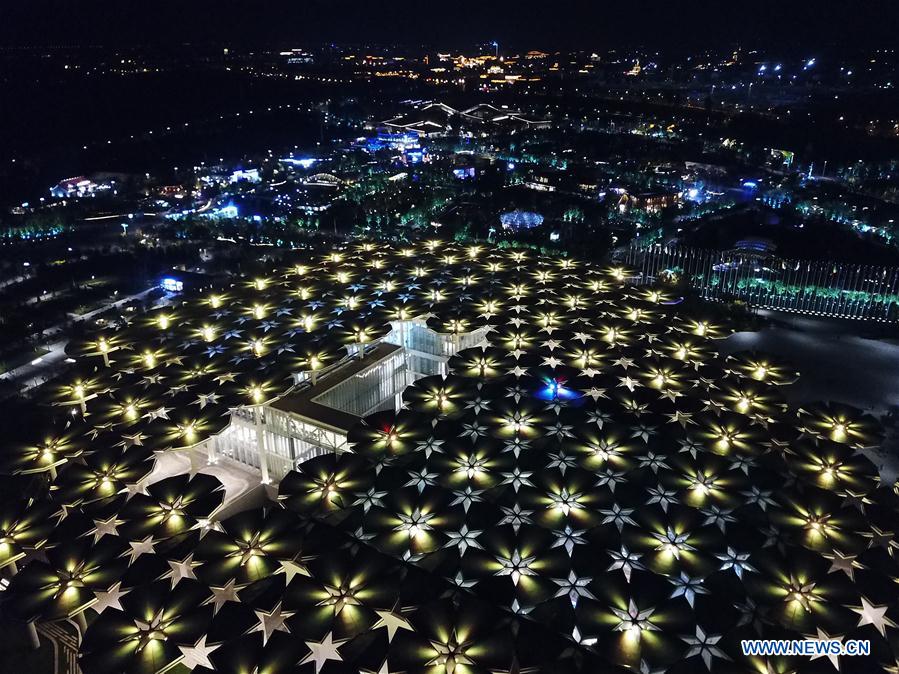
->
205, 321, 489, 482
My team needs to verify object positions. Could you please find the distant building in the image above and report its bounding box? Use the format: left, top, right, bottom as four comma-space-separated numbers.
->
230, 168, 261, 184
525, 167, 602, 195
380, 101, 550, 137
159, 269, 218, 294
380, 103, 457, 137
625, 190, 681, 214
50, 176, 114, 199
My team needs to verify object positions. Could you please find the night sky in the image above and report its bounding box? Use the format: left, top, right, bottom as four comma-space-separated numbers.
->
2, 0, 898, 50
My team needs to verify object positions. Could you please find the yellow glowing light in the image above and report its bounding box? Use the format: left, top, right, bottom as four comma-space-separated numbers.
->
202, 326, 215, 342
158, 315, 170, 330
716, 429, 736, 450
804, 514, 831, 536
831, 420, 848, 442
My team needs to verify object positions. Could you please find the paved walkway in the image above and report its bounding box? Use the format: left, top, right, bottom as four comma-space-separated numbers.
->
144, 446, 266, 516
1, 288, 166, 392
721, 313, 899, 483
720, 316, 899, 414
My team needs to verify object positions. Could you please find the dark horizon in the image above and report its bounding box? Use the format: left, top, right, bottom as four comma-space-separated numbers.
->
3, 0, 899, 51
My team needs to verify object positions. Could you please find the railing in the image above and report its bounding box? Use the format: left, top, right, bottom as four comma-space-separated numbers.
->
620, 244, 899, 322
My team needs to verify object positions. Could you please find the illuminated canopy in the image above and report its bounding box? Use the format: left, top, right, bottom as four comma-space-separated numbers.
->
2, 241, 894, 673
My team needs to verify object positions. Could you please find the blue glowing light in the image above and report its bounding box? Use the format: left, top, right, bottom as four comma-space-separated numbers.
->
500, 210, 544, 231
742, 181, 758, 190
534, 378, 580, 401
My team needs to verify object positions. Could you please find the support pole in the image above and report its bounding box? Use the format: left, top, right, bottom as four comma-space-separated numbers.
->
27, 622, 40, 650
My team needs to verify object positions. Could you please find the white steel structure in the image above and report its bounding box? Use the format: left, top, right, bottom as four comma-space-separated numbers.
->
200, 323, 489, 483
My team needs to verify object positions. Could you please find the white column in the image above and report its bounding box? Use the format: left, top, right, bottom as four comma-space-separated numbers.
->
207, 435, 217, 464
255, 407, 270, 483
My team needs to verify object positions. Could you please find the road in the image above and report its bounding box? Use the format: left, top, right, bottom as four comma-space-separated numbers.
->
1, 287, 163, 392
